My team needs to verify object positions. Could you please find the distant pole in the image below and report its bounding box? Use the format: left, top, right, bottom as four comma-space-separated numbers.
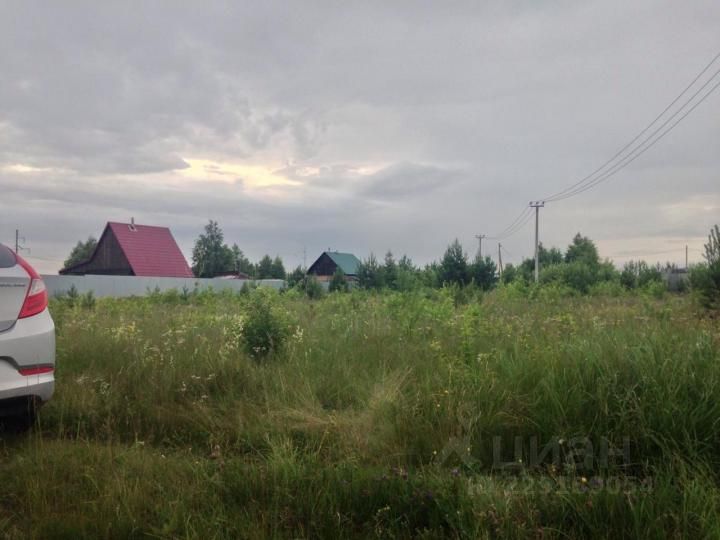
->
475, 234, 486, 259
14, 230, 27, 255
529, 201, 545, 283
498, 242, 503, 277
685, 244, 688, 270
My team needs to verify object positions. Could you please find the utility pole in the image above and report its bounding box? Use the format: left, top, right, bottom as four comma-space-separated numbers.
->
498, 243, 503, 278
14, 229, 26, 254
529, 201, 545, 283
685, 244, 688, 270
474, 234, 486, 259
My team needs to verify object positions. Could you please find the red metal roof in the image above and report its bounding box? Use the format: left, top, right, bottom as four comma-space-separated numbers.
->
107, 222, 193, 278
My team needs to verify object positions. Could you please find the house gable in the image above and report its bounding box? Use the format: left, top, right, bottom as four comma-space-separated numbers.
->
60, 222, 193, 277
60, 225, 133, 276
307, 251, 361, 277
307, 252, 338, 276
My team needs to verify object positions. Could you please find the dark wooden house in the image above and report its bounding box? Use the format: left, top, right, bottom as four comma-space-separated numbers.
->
60, 221, 193, 277
307, 251, 361, 282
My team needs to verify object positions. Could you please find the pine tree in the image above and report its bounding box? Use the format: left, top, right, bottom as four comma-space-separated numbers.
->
439, 239, 469, 286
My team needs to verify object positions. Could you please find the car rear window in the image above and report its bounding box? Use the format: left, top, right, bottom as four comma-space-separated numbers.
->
0, 244, 16, 268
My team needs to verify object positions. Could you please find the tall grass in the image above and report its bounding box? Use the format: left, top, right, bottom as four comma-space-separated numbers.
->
1, 288, 718, 538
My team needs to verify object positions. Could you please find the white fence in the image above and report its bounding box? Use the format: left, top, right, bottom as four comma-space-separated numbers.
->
41, 274, 285, 299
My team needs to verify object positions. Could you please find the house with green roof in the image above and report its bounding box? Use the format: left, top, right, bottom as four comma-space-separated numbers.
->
307, 251, 361, 282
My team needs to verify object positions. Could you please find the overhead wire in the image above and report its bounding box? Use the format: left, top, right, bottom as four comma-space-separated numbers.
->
484, 49, 720, 249
542, 51, 720, 202
490, 207, 534, 240
487, 207, 532, 240
545, 68, 720, 202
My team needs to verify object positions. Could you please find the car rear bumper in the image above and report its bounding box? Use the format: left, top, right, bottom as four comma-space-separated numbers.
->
0, 309, 55, 404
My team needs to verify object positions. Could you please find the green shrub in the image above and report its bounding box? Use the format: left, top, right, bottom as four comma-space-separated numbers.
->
242, 289, 291, 358
532, 282, 577, 302
620, 261, 638, 289
500, 263, 518, 284
641, 279, 666, 299
690, 225, 720, 311
638, 262, 663, 288
561, 261, 596, 293
328, 268, 349, 293
588, 280, 625, 297
539, 263, 565, 286
690, 263, 720, 310
301, 275, 325, 299
596, 260, 619, 282
494, 279, 529, 300
80, 290, 96, 310
65, 284, 80, 307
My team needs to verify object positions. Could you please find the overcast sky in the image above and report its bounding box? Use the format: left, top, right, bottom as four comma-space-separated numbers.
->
1, 1, 718, 273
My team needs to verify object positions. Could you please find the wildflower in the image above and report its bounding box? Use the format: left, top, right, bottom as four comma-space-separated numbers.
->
98, 381, 110, 396
292, 326, 304, 343
210, 444, 222, 460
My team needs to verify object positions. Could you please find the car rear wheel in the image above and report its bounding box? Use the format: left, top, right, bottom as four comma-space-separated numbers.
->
0, 396, 39, 433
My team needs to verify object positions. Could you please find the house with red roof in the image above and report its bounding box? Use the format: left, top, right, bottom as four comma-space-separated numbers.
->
60, 220, 194, 278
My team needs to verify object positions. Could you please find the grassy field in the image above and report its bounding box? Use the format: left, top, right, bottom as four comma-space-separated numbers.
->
1, 286, 719, 538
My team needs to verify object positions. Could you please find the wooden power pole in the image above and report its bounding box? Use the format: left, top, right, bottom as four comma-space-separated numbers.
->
475, 234, 486, 259
529, 201, 545, 283
498, 243, 503, 278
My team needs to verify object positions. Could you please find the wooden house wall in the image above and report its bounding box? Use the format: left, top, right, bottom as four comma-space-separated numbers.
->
307, 253, 338, 276
66, 229, 133, 275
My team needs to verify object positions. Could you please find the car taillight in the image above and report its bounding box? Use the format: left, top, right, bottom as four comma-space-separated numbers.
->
16, 254, 49, 319
18, 366, 54, 376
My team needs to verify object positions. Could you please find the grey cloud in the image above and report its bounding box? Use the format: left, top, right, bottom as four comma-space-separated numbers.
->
357, 162, 462, 201
1, 1, 719, 272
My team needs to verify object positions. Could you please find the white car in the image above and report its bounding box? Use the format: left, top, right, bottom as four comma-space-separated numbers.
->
0, 243, 55, 422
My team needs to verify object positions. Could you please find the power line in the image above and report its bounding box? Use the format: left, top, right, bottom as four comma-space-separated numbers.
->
546, 68, 720, 202
488, 207, 534, 240
486, 49, 720, 240
543, 51, 720, 202
487, 207, 531, 239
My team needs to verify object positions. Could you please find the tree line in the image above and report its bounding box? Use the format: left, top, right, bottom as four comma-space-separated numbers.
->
191, 220, 286, 279
63, 219, 720, 307
350, 233, 682, 295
